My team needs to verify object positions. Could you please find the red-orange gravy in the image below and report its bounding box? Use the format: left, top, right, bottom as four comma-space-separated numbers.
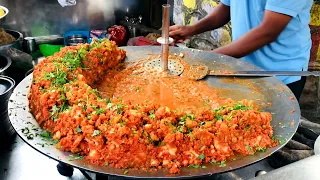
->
95, 63, 223, 112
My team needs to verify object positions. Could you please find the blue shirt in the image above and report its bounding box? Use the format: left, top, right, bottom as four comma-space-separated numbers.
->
221, 0, 313, 84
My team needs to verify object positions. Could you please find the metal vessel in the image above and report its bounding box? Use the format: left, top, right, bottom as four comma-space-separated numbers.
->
0, 29, 23, 51
0, 55, 11, 76
8, 46, 300, 179
0, 75, 15, 144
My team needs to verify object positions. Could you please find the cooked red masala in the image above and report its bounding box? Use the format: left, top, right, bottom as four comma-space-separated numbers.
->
28, 39, 278, 174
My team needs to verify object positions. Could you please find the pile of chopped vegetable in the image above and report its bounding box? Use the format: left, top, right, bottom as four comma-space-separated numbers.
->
28, 39, 278, 174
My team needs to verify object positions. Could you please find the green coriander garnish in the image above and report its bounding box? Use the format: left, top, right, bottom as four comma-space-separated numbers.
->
76, 127, 82, 133
198, 154, 205, 160
245, 145, 252, 151
218, 161, 227, 167
40, 130, 52, 139
92, 130, 101, 137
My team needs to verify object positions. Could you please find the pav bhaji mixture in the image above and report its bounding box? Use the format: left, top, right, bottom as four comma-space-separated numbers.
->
28, 39, 278, 174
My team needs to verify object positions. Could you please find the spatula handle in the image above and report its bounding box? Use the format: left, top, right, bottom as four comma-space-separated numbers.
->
208, 70, 320, 77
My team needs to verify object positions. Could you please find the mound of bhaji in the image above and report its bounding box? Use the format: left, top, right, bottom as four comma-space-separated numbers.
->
28, 39, 278, 174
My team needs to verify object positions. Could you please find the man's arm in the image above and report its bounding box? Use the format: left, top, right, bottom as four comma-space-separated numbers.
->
169, 3, 230, 39
191, 3, 231, 35
213, 10, 292, 58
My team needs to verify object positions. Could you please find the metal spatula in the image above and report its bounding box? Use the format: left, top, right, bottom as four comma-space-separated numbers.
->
185, 64, 320, 80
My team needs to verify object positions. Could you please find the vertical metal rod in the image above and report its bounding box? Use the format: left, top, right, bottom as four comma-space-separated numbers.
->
161, 4, 170, 71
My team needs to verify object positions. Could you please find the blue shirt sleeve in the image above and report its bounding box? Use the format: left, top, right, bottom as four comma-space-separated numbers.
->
265, 0, 309, 17
220, 0, 230, 6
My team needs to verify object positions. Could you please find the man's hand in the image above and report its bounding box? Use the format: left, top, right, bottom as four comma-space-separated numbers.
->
169, 25, 195, 42
213, 10, 292, 58
169, 3, 230, 42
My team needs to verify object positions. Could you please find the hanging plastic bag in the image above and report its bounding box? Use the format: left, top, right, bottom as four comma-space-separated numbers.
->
57, 0, 76, 7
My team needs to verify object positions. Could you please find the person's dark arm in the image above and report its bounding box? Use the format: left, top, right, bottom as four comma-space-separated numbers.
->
169, 3, 230, 39
213, 10, 292, 58
191, 3, 231, 35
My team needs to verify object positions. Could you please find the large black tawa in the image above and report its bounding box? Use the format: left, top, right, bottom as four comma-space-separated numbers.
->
8, 46, 300, 179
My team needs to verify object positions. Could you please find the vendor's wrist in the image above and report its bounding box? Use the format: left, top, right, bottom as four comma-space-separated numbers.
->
187, 25, 197, 36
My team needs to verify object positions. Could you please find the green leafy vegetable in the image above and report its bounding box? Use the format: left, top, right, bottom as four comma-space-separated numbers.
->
215, 114, 223, 121
149, 114, 156, 119
95, 108, 106, 115
50, 102, 69, 122
40, 130, 52, 139
213, 106, 226, 113
21, 127, 30, 134
180, 114, 195, 122
274, 136, 286, 145
211, 160, 227, 167
218, 161, 227, 167
92, 130, 101, 137
233, 103, 252, 111
59, 92, 67, 101
188, 164, 200, 168
52, 139, 59, 144
177, 126, 184, 133
257, 146, 266, 152
69, 154, 84, 160
188, 164, 207, 169
245, 145, 252, 151
227, 113, 233, 121
110, 128, 115, 134
60, 102, 69, 112
198, 154, 205, 160
210, 160, 217, 164
54, 71, 68, 85
186, 114, 195, 120
88, 89, 100, 98
115, 104, 124, 114
107, 103, 113, 109
50, 105, 59, 116
60, 51, 84, 71
105, 98, 111, 104
76, 127, 82, 133
44, 72, 55, 79
157, 141, 166, 147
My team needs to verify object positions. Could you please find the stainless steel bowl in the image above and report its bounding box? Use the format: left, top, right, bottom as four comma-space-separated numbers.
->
0, 5, 9, 25
66, 35, 87, 46
0, 29, 23, 51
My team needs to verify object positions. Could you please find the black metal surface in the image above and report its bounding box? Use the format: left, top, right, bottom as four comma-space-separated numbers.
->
254, 155, 320, 180
80, 170, 95, 180
0, 55, 11, 76
0, 48, 34, 86
57, 162, 74, 177
8, 46, 300, 179
0, 75, 14, 95
0, 75, 15, 144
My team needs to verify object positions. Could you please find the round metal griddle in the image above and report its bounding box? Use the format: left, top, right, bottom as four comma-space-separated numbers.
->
8, 46, 300, 179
